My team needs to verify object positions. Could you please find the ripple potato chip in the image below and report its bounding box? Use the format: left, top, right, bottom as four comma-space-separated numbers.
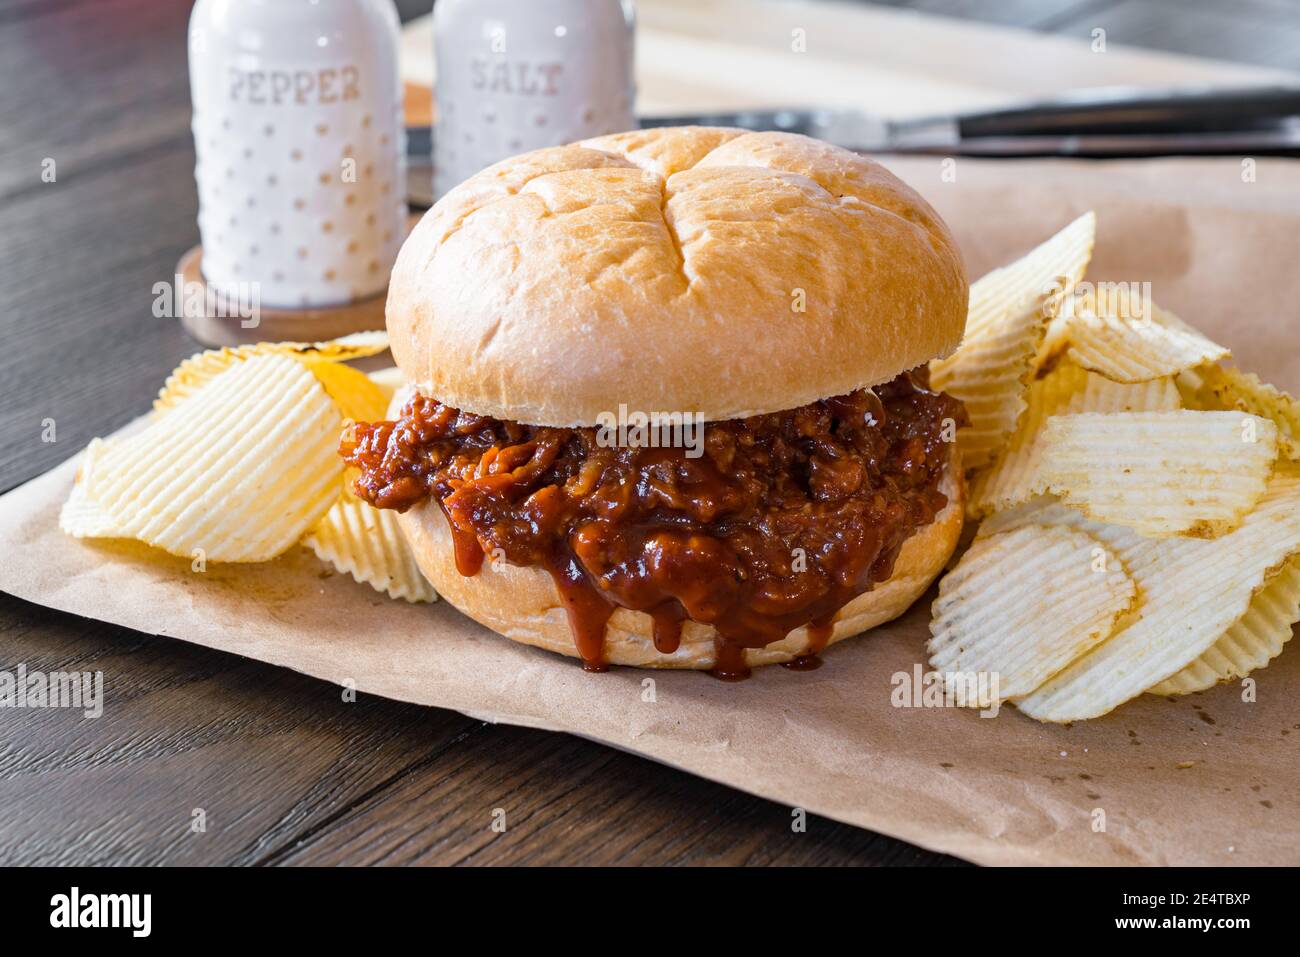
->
1039, 410, 1277, 537
88, 353, 342, 562
302, 358, 390, 424
965, 211, 1095, 343
933, 213, 1096, 471
154, 331, 389, 413
931, 294, 1053, 470
58, 438, 123, 539
968, 362, 1181, 517
928, 524, 1136, 707
1178, 364, 1300, 461
305, 496, 437, 603
1064, 309, 1229, 383
1150, 558, 1300, 696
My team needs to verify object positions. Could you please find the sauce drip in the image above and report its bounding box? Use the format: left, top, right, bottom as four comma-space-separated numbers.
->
341, 370, 964, 678
545, 551, 613, 672
649, 605, 685, 655
782, 655, 824, 672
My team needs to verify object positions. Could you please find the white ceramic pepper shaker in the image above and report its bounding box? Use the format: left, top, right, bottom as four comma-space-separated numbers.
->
188, 0, 406, 309
432, 0, 637, 199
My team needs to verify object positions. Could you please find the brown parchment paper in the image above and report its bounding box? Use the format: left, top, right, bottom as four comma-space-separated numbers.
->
2, 158, 1299, 866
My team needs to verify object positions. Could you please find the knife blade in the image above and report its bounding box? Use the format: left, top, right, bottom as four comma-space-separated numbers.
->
406, 85, 1300, 208
639, 85, 1300, 155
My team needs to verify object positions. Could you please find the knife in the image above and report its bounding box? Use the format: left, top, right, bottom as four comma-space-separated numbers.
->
406, 85, 1300, 207
641, 85, 1300, 155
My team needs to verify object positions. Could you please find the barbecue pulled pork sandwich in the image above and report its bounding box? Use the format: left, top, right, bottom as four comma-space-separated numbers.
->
344, 127, 969, 678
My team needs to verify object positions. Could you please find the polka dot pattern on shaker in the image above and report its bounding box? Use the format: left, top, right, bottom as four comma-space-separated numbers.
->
191, 11, 407, 310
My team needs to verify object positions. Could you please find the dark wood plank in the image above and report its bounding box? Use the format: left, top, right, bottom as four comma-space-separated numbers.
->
0, 593, 485, 865
0, 0, 194, 199
0, 145, 199, 492
0, 0, 199, 492
269, 723, 970, 866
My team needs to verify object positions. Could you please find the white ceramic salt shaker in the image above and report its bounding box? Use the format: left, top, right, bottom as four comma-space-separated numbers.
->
432, 0, 637, 199
188, 0, 406, 309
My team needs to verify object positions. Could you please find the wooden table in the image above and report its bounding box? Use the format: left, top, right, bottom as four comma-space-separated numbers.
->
0, 0, 1295, 866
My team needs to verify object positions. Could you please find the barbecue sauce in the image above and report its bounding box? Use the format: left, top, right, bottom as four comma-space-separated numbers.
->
342, 370, 964, 678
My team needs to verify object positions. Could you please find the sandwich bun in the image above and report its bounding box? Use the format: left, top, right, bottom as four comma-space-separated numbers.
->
387, 126, 967, 426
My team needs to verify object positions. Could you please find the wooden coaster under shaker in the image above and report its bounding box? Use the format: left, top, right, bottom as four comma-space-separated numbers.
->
432, 0, 637, 200
184, 0, 407, 345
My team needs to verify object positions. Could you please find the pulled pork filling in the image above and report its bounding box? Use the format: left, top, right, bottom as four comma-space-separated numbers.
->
341, 369, 966, 678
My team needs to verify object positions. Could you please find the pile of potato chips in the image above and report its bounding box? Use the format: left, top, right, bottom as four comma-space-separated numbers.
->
59, 333, 436, 604
929, 213, 1300, 722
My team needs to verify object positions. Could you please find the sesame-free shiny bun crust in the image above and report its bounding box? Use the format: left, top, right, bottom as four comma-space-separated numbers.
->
387, 126, 968, 426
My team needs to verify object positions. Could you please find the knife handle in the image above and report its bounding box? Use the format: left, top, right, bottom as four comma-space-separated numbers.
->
956, 86, 1300, 138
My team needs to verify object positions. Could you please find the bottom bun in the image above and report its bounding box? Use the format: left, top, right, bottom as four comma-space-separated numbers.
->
398, 448, 964, 670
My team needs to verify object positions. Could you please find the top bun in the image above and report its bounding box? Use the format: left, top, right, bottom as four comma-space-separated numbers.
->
388, 127, 967, 426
